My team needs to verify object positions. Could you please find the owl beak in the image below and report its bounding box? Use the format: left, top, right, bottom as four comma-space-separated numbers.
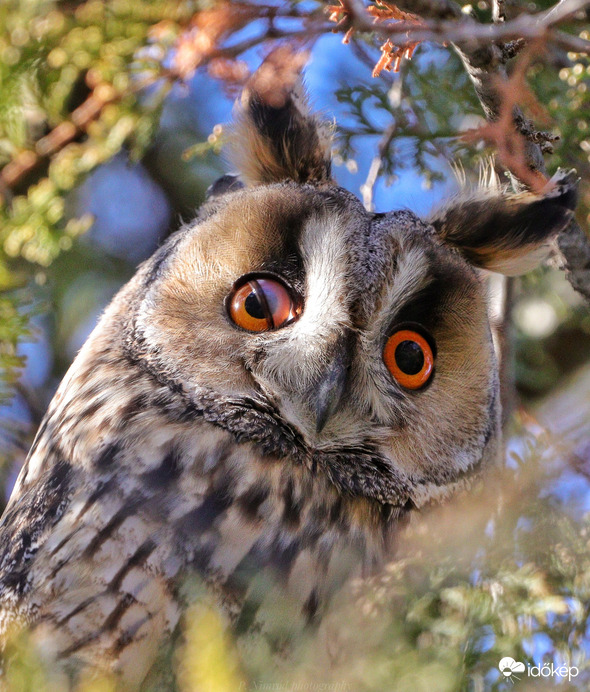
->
314, 331, 354, 434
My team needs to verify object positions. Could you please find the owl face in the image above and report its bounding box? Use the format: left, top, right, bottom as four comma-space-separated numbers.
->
129, 183, 495, 507
124, 78, 576, 509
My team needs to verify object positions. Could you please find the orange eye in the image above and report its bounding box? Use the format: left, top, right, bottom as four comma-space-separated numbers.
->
227, 275, 301, 332
383, 328, 435, 390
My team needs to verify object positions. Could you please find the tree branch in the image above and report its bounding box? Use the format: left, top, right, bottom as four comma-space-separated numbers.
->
391, 0, 590, 302
339, 0, 590, 54
361, 121, 397, 211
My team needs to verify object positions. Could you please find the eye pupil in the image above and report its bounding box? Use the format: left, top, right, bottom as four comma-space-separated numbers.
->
395, 340, 424, 375
244, 288, 267, 320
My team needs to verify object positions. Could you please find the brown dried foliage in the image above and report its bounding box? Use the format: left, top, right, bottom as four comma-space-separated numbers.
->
326, 0, 355, 43
372, 39, 419, 77
207, 59, 251, 94
173, 2, 257, 82
327, 1, 422, 75
246, 46, 310, 109
366, 2, 419, 23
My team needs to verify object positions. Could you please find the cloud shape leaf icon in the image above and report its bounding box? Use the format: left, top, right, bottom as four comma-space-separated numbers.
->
499, 657, 526, 676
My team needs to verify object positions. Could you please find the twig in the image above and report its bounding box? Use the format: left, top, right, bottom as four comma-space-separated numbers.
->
493, 0, 506, 23
360, 59, 409, 210
542, 0, 590, 24
0, 88, 118, 206
552, 29, 590, 53
361, 121, 397, 211
338, 1, 590, 54
0, 75, 174, 207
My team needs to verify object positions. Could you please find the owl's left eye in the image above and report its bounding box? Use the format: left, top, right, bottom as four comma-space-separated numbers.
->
227, 274, 302, 332
383, 327, 435, 390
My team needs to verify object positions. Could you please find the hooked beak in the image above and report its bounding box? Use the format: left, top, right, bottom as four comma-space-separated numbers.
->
313, 330, 354, 434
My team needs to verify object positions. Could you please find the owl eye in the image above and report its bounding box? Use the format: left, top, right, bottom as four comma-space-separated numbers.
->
383, 327, 435, 390
227, 274, 302, 332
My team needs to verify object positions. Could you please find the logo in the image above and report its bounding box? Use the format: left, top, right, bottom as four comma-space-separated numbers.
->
498, 657, 579, 684
498, 657, 525, 683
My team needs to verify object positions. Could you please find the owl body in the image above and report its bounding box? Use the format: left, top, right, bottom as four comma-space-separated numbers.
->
0, 65, 577, 687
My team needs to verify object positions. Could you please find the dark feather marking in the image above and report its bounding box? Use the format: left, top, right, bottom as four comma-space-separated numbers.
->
7, 530, 31, 565
0, 569, 29, 597
25, 417, 49, 460
76, 477, 119, 520
109, 613, 153, 657
380, 503, 394, 523
226, 544, 262, 595
58, 631, 101, 659
233, 599, 259, 636
77, 399, 103, 422
314, 448, 410, 505
303, 589, 320, 621
281, 477, 301, 528
237, 483, 270, 521
189, 543, 215, 572
118, 392, 150, 422
227, 548, 264, 634
0, 459, 72, 597
82, 499, 143, 558
271, 539, 300, 577
231, 534, 302, 583
58, 593, 138, 658
45, 458, 72, 496
109, 539, 156, 592
329, 496, 344, 526
141, 448, 182, 488
54, 595, 97, 627
46, 478, 120, 568
176, 487, 233, 535
94, 442, 122, 470
48, 556, 72, 580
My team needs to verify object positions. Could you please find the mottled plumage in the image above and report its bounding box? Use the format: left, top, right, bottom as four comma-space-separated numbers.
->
0, 62, 577, 689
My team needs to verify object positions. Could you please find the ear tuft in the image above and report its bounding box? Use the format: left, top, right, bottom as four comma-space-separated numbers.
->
429, 168, 579, 276
227, 48, 333, 186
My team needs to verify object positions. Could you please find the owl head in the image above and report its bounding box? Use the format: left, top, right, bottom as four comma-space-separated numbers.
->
123, 63, 576, 511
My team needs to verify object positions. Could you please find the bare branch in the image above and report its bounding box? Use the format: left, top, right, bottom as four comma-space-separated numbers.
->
492, 0, 506, 23
361, 121, 397, 211
542, 0, 590, 24
552, 29, 590, 53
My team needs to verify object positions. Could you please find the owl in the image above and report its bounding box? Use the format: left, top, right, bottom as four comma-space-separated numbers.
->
0, 63, 577, 689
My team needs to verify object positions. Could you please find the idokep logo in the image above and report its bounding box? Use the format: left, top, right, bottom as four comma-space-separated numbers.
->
498, 657, 525, 682
498, 656, 579, 684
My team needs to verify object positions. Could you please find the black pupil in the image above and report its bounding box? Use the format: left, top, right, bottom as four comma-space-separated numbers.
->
395, 340, 424, 375
244, 290, 266, 319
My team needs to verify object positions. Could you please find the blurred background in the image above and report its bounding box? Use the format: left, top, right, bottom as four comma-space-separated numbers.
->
0, 1, 589, 690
